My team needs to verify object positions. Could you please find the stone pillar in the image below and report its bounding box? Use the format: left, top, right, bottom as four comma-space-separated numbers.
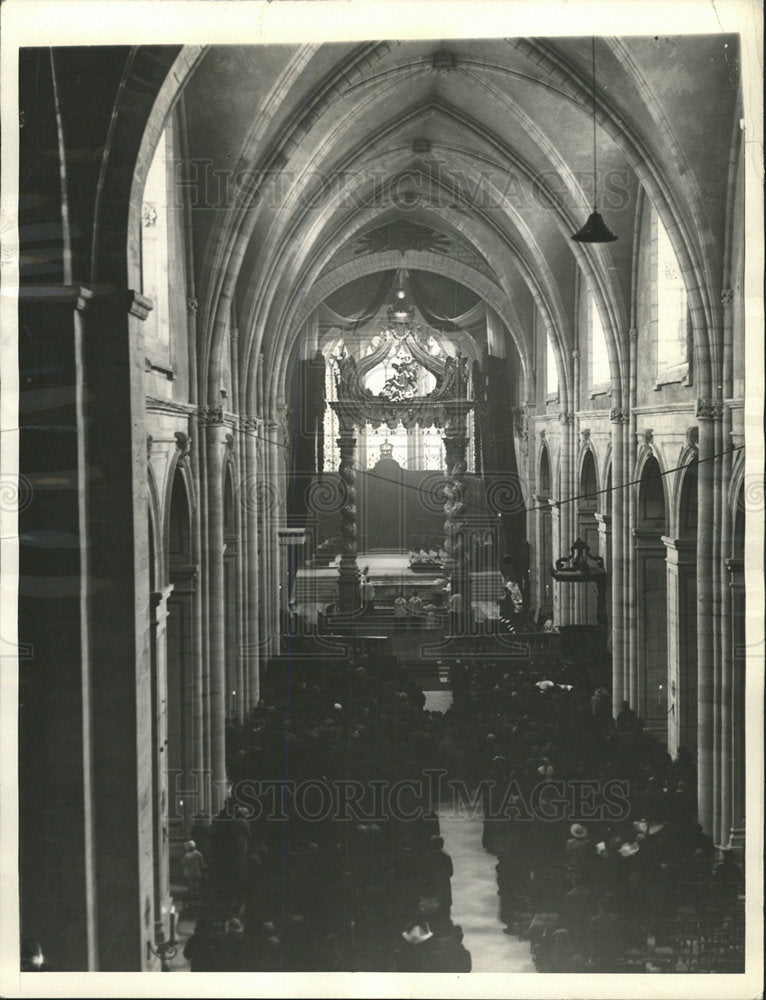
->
224, 528, 240, 720
262, 419, 281, 653
557, 411, 575, 625
632, 530, 669, 737
269, 417, 286, 645
711, 418, 724, 845
719, 287, 735, 847
149, 586, 173, 949
726, 557, 745, 851
336, 412, 360, 613
662, 536, 697, 752
610, 407, 629, 715
696, 399, 721, 834
243, 417, 261, 708
627, 329, 638, 708
167, 564, 199, 836
18, 285, 163, 968
203, 411, 228, 811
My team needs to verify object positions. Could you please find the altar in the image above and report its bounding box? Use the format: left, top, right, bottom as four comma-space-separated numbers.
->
290, 549, 503, 632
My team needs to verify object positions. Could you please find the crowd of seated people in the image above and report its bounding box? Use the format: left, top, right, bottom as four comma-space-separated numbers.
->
442, 655, 745, 973
180, 657, 470, 972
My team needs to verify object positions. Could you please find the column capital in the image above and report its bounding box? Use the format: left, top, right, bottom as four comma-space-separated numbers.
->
628, 327, 639, 342
696, 397, 724, 421
186, 297, 199, 315
197, 404, 224, 426
610, 406, 630, 424
558, 411, 574, 424
720, 287, 734, 307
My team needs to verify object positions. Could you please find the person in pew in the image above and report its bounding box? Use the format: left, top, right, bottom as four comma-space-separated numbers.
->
431, 924, 472, 973
588, 894, 629, 972
424, 835, 454, 913
710, 847, 745, 913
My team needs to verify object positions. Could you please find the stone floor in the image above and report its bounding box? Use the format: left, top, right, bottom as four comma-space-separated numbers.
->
438, 804, 535, 972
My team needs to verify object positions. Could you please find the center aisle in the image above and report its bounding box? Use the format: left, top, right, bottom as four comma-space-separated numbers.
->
438, 806, 535, 973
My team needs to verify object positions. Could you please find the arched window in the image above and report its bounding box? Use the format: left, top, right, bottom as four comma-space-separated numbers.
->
546, 333, 559, 398
590, 293, 610, 389
141, 129, 171, 363
656, 214, 690, 383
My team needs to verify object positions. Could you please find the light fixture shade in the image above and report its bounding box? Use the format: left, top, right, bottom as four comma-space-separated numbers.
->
571, 210, 617, 243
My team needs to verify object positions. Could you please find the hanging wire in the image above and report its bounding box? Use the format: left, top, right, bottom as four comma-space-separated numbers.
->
254, 422, 742, 519
591, 36, 598, 211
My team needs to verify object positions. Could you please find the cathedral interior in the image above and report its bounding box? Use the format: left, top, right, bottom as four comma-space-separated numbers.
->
9, 17, 762, 986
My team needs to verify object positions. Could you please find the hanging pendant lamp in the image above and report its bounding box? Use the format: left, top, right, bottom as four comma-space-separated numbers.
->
387, 268, 415, 332
571, 38, 617, 243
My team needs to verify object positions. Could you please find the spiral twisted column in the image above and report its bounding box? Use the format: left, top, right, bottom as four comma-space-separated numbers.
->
336, 412, 361, 613
443, 414, 471, 614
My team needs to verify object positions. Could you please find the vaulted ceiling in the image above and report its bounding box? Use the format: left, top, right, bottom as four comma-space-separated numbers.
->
176, 36, 741, 411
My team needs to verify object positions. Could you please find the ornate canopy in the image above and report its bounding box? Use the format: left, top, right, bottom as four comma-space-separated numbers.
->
330, 327, 474, 430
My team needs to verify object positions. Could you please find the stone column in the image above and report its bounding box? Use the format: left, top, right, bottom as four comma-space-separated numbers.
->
632, 531, 669, 736
243, 417, 261, 708
557, 411, 575, 625
223, 528, 240, 720
550, 499, 562, 626
149, 585, 173, 949
610, 407, 629, 715
726, 556, 745, 852
270, 416, 287, 644
719, 287, 735, 847
712, 418, 724, 845
663, 536, 698, 750
262, 419, 282, 653
696, 398, 721, 835
336, 411, 360, 613
166, 563, 199, 837
203, 409, 228, 811
185, 305, 207, 803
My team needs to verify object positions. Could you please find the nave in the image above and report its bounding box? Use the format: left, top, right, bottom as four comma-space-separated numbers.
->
11, 16, 761, 985
166, 646, 744, 975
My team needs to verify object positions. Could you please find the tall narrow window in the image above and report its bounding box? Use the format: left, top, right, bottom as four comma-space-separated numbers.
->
546, 334, 559, 398
656, 215, 689, 381
590, 293, 611, 388
141, 129, 171, 363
